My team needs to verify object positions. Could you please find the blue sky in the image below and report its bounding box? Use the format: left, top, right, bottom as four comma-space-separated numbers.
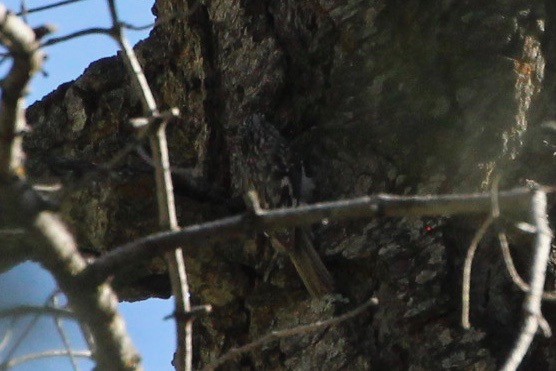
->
0, 1, 176, 370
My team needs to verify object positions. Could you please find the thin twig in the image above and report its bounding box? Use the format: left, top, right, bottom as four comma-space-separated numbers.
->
0, 349, 92, 370
202, 297, 378, 371
498, 229, 530, 290
164, 305, 213, 322
491, 177, 556, 300
462, 178, 556, 329
490, 176, 532, 293
461, 177, 501, 329
501, 189, 553, 371
106, 2, 157, 114
0, 317, 18, 353
120, 21, 154, 32
1, 292, 58, 366
51, 295, 79, 371
461, 215, 494, 329
53, 108, 180, 202
497, 228, 556, 301
16, 0, 89, 15
42, 27, 112, 47
0, 228, 25, 235
103, 109, 180, 170
0, 315, 39, 366
19, 0, 28, 23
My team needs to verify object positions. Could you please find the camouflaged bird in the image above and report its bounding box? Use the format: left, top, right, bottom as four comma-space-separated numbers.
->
230, 114, 335, 297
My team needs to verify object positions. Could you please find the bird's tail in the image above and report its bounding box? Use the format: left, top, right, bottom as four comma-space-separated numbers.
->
287, 228, 335, 297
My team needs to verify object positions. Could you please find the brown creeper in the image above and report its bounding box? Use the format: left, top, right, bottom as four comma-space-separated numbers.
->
230, 114, 335, 297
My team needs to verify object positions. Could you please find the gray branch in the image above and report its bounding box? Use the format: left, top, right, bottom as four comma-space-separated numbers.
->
83, 187, 537, 284
0, 305, 75, 320
501, 189, 553, 371
202, 297, 378, 370
105, 1, 193, 370
1, 349, 92, 370
0, 6, 141, 370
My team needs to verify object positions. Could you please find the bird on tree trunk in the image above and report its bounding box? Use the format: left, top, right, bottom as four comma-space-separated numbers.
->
230, 114, 335, 297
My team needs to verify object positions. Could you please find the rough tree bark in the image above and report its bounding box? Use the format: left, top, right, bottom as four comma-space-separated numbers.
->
21, 0, 556, 369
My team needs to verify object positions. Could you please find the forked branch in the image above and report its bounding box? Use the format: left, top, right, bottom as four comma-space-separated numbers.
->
501, 189, 553, 371
0, 6, 141, 370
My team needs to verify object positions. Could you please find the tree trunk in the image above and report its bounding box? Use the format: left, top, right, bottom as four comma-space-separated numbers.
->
24, 0, 556, 369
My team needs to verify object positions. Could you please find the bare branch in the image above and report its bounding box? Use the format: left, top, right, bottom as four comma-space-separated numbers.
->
493, 178, 556, 300
0, 317, 17, 353
105, 1, 192, 370
0, 228, 25, 235
497, 228, 556, 300
1, 306, 42, 364
165, 305, 213, 322
41, 27, 112, 47
462, 175, 501, 329
0, 305, 75, 320
1, 292, 60, 366
0, 7, 141, 368
51, 295, 79, 371
106, 1, 157, 115
498, 228, 530, 289
49, 109, 180, 205
104, 108, 180, 171
120, 21, 154, 32
0, 4, 44, 179
461, 215, 494, 329
16, 0, 89, 15
495, 177, 554, 301
34, 212, 142, 370
490, 176, 534, 295
83, 187, 538, 284
19, 0, 28, 23
501, 189, 553, 371
202, 297, 378, 371
1, 349, 92, 370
